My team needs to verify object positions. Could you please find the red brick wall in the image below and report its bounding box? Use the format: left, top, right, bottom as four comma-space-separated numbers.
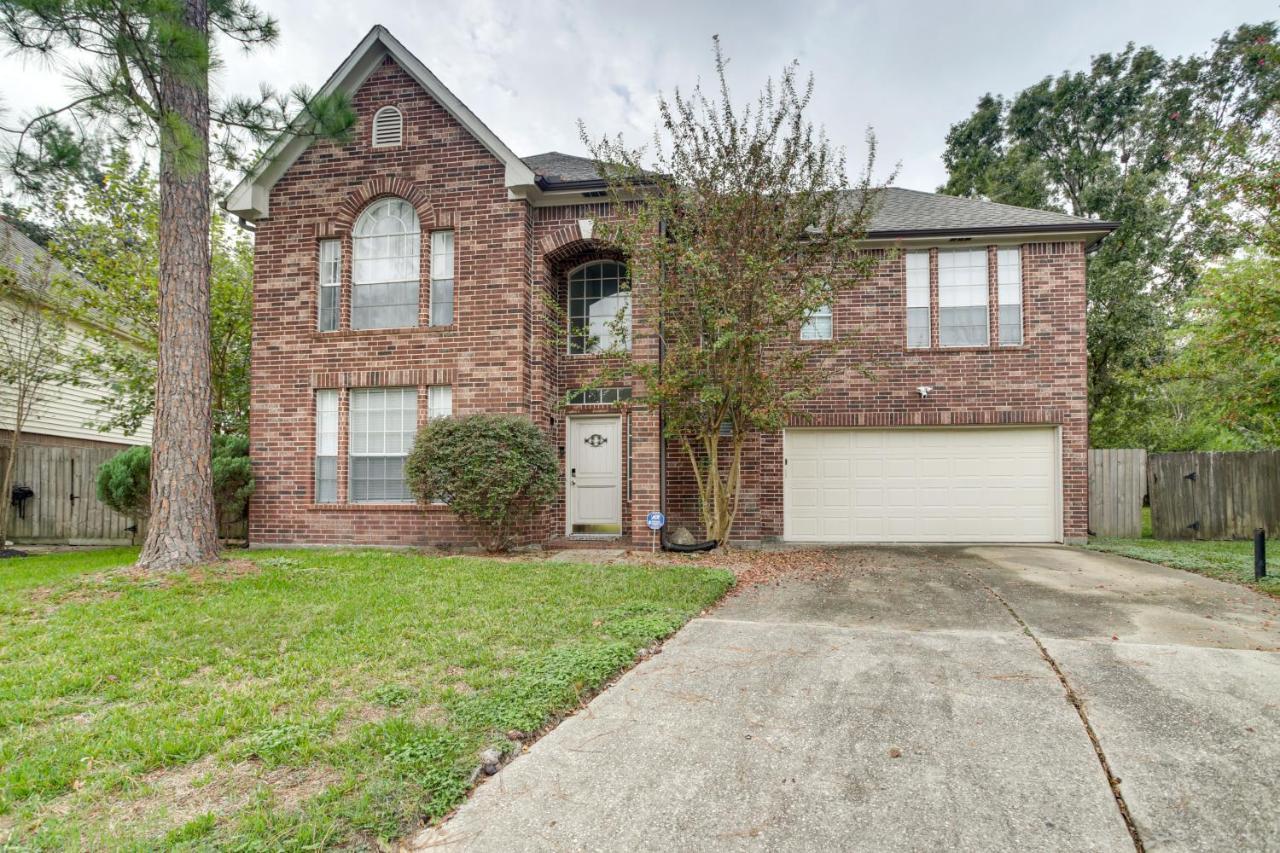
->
664, 241, 1090, 542
250, 58, 1088, 546
250, 57, 535, 547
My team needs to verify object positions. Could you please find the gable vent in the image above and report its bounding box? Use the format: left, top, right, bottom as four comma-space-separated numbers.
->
371, 106, 403, 148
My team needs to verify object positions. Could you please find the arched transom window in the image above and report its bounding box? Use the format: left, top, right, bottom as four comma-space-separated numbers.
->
352, 197, 420, 330
568, 260, 630, 354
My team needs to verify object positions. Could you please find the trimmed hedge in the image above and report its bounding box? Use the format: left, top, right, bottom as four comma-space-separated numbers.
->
96, 435, 254, 528
405, 415, 558, 551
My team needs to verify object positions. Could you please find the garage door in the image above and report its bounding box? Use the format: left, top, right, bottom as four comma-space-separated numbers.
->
784, 428, 1059, 543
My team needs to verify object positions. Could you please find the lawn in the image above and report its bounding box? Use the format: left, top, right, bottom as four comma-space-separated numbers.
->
0, 548, 733, 849
1082, 508, 1280, 597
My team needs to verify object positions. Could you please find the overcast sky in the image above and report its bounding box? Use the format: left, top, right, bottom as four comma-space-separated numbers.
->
1, 0, 1276, 191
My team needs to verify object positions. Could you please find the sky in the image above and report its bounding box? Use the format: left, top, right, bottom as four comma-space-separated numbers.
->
1, 0, 1276, 192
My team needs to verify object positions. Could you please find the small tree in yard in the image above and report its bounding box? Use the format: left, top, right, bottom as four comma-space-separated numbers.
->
405, 415, 559, 552
0, 232, 75, 545
583, 38, 890, 543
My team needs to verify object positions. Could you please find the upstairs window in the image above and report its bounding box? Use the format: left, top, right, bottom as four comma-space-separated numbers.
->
371, 106, 403, 148
800, 304, 833, 340
318, 240, 341, 331
938, 248, 989, 347
997, 247, 1023, 345
568, 260, 630, 354
352, 198, 420, 330
905, 251, 931, 348
430, 231, 454, 326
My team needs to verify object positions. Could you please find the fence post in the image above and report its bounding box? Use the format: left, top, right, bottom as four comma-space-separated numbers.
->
1256, 529, 1267, 580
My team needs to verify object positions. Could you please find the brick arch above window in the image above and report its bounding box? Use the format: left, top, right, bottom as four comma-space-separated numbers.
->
330, 177, 438, 233
541, 219, 609, 264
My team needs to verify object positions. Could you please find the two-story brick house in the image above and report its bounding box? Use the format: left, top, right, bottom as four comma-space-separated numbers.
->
226, 26, 1113, 548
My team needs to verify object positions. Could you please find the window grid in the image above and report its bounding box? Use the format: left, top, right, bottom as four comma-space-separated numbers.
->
427, 385, 452, 420
430, 230, 454, 326
318, 240, 341, 332
568, 387, 633, 405
938, 248, 989, 348
315, 389, 338, 503
352, 198, 420, 330
997, 247, 1023, 346
568, 260, 631, 354
349, 387, 418, 503
800, 304, 833, 341
906, 251, 931, 348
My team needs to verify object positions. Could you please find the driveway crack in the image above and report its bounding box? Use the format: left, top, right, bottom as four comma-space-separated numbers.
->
964, 569, 1146, 853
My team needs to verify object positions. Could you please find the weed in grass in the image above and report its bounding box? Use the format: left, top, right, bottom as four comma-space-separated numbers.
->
368, 684, 416, 709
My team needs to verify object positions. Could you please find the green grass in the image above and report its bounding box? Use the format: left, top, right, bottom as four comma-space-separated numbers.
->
0, 548, 733, 849
1083, 507, 1280, 597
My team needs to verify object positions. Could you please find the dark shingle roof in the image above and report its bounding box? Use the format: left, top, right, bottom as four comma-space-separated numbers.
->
521, 152, 1115, 238
522, 152, 607, 188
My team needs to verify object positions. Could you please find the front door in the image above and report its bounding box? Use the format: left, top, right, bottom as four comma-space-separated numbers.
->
568, 416, 622, 535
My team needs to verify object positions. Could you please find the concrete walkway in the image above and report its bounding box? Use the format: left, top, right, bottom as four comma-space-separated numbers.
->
411, 546, 1280, 852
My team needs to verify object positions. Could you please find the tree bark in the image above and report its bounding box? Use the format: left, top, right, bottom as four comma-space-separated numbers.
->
137, 0, 219, 570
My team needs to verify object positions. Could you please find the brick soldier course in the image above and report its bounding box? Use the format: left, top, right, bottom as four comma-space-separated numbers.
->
228, 26, 1113, 548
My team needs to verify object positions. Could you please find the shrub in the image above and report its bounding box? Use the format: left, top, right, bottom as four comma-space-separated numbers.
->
405, 414, 558, 551
96, 435, 255, 528
95, 444, 151, 519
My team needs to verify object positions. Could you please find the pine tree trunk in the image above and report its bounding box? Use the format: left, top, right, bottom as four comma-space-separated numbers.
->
137, 0, 219, 570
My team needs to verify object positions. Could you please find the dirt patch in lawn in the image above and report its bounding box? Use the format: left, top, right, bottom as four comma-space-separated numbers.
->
627, 547, 851, 593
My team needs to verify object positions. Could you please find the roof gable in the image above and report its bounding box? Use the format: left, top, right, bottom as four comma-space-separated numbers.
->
225, 26, 536, 220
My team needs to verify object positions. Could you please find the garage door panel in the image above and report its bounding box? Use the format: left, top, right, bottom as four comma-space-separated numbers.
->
784, 428, 1058, 543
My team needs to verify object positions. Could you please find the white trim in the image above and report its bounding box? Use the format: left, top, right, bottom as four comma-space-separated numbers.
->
224, 26, 537, 220
371, 105, 403, 148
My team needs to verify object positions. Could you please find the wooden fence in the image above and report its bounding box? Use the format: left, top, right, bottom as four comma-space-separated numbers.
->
1148, 451, 1280, 540
1088, 449, 1147, 538
1, 442, 139, 544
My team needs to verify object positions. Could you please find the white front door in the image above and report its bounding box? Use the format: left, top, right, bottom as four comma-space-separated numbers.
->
568, 416, 622, 535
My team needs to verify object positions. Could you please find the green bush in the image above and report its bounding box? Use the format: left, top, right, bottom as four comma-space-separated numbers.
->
405, 414, 558, 551
95, 435, 255, 527
95, 444, 151, 519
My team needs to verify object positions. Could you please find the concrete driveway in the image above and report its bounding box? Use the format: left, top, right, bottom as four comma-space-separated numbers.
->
412, 547, 1280, 852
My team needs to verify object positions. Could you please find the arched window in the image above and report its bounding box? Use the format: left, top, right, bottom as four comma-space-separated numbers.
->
567, 260, 630, 354
352, 197, 420, 330
371, 106, 403, 148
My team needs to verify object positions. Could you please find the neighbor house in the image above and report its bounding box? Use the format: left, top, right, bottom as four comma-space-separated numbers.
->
0, 218, 153, 543
226, 26, 1113, 548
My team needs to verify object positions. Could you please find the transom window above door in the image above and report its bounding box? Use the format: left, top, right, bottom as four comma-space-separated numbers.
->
352, 197, 420, 330
568, 260, 631, 354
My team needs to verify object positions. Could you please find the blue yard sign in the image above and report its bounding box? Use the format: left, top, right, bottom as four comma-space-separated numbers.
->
646, 511, 666, 531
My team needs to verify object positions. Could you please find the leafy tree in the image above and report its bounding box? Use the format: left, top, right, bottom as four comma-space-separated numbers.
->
0, 0, 354, 569
0, 227, 76, 544
41, 148, 251, 435
583, 38, 889, 543
405, 415, 559, 552
939, 23, 1280, 445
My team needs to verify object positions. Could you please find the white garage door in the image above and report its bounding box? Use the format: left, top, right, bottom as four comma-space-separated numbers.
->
784, 427, 1059, 543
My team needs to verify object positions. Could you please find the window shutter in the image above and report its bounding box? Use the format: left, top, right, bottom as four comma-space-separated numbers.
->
371, 106, 403, 148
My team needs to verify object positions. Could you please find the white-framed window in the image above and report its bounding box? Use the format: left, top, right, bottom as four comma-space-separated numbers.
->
906, 251, 931, 348
997, 247, 1023, 346
567, 387, 632, 405
800, 304, 833, 340
567, 260, 631, 354
371, 106, 403, 148
938, 248, 989, 347
430, 230, 454, 326
427, 385, 452, 420
352, 198, 420, 330
318, 240, 341, 331
349, 387, 417, 503
315, 389, 338, 503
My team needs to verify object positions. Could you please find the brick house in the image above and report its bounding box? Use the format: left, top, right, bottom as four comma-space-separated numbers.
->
226, 26, 1114, 548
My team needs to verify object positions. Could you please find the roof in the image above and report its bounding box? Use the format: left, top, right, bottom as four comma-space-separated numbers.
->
225, 26, 537, 220
522, 152, 1114, 238
0, 218, 84, 299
